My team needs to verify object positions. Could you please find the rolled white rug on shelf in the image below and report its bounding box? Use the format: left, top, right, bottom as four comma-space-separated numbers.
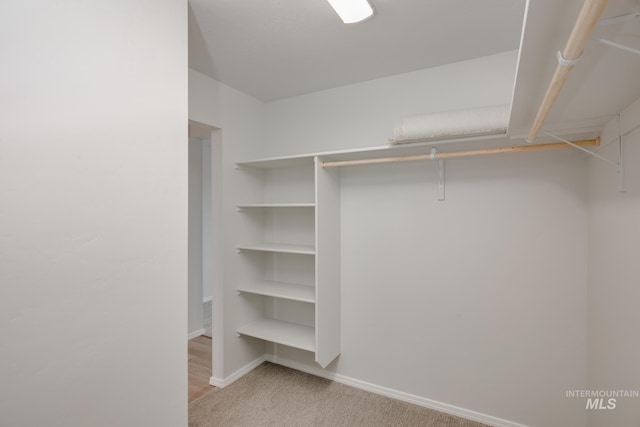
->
390, 104, 510, 145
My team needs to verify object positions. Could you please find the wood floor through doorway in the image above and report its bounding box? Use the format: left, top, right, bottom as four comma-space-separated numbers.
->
188, 335, 214, 403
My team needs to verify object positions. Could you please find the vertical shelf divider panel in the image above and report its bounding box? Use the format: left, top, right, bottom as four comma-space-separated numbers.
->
314, 156, 341, 368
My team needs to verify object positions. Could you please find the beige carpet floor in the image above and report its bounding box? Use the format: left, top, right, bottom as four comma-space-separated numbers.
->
189, 362, 489, 427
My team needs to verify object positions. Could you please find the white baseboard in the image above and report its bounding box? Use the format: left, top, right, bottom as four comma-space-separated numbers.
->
187, 328, 205, 340
203, 296, 212, 303
266, 355, 528, 427
209, 355, 266, 388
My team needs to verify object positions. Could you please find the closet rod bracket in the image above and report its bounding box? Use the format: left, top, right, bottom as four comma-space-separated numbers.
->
432, 148, 445, 201
544, 131, 625, 193
617, 158, 624, 193
591, 36, 640, 57
617, 115, 625, 193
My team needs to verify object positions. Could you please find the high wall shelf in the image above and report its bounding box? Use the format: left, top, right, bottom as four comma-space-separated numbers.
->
234, 155, 341, 368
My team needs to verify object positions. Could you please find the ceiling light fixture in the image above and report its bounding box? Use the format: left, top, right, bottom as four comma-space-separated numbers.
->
326, 0, 374, 24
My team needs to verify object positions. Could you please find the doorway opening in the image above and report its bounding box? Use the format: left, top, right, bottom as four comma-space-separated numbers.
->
187, 120, 223, 401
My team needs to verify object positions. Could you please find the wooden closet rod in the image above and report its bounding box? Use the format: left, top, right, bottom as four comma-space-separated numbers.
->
321, 138, 600, 168
527, 0, 609, 142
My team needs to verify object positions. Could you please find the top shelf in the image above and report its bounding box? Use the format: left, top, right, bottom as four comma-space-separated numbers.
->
237, 203, 315, 209
235, 135, 511, 169
236, 156, 314, 169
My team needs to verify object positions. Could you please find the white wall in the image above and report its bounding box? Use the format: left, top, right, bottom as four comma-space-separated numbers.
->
0, 2, 187, 427
587, 97, 640, 427
338, 151, 587, 427
202, 138, 213, 301
188, 69, 267, 382
264, 51, 518, 157
189, 137, 204, 335
259, 51, 588, 427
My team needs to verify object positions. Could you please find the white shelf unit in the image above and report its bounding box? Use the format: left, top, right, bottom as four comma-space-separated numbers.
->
235, 156, 340, 368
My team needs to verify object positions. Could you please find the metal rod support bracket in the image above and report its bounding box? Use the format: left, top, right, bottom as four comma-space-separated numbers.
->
617, 115, 626, 193
617, 160, 624, 193
591, 36, 640, 57
543, 131, 616, 165
432, 148, 445, 201
544, 131, 625, 193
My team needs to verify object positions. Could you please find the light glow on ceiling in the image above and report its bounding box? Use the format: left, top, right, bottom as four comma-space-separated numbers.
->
326, 0, 374, 24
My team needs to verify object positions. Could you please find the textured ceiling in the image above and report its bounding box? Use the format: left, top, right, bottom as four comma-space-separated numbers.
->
189, 0, 526, 101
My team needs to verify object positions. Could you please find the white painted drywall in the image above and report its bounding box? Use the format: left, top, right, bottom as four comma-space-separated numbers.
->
188, 69, 267, 383
259, 51, 588, 427
264, 50, 519, 157
189, 137, 204, 335
0, 1, 187, 427
587, 97, 640, 427
337, 150, 587, 427
202, 137, 213, 302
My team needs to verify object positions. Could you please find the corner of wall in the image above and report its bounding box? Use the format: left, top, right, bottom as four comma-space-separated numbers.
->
586, 94, 640, 427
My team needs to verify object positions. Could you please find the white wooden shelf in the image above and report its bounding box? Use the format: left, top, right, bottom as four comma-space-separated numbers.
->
237, 203, 315, 209
236, 156, 314, 169
237, 243, 315, 255
237, 280, 315, 303
236, 136, 509, 169
237, 319, 315, 352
